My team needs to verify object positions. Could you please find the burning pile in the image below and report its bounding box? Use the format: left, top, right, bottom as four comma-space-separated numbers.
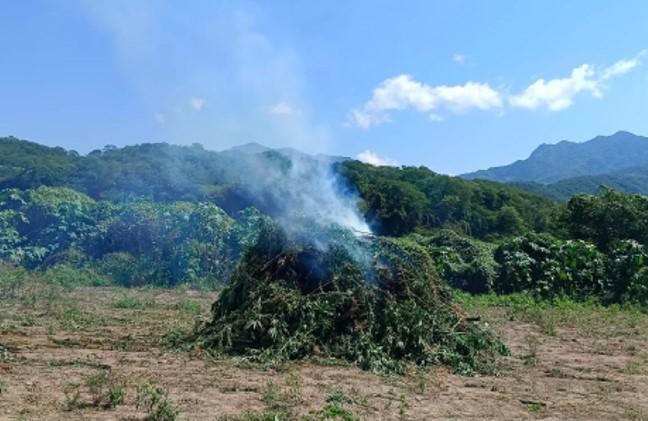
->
194, 222, 507, 374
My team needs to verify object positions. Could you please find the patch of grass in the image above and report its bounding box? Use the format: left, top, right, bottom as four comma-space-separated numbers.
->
527, 402, 543, 413
108, 383, 126, 408
308, 389, 361, 421
113, 294, 151, 310
260, 380, 280, 407
623, 359, 644, 375
136, 382, 178, 421
86, 370, 110, 406
52, 302, 106, 329
63, 371, 126, 410
454, 291, 648, 338
625, 406, 648, 421
42, 265, 113, 288
174, 299, 202, 315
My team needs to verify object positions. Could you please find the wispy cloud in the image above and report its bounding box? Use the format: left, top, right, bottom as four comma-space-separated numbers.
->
346, 74, 502, 129
452, 53, 466, 65
154, 112, 166, 124
357, 150, 399, 166
268, 101, 299, 116
190, 97, 206, 111
510, 51, 646, 111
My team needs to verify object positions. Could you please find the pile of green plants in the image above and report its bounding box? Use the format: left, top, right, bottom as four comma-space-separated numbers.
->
412, 230, 497, 294
193, 222, 507, 374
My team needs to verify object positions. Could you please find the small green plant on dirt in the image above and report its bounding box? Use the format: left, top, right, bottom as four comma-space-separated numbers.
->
63, 371, 126, 410
108, 383, 126, 408
0, 381, 6, 395
523, 335, 540, 367
284, 370, 303, 405
309, 388, 360, 421
261, 380, 280, 407
136, 382, 178, 421
86, 370, 110, 406
527, 402, 543, 413
398, 394, 410, 420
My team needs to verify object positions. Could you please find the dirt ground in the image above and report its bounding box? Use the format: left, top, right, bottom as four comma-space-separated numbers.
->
1, 286, 648, 420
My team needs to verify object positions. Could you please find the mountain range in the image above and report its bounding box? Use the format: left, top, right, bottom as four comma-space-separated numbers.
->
461, 131, 648, 200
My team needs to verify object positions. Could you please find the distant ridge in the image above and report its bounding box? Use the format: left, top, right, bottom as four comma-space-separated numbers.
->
462, 131, 648, 184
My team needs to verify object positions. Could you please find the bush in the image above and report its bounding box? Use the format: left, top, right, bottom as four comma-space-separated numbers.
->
136, 383, 178, 421
41, 264, 112, 288
98, 252, 148, 287
494, 233, 607, 300
606, 240, 648, 305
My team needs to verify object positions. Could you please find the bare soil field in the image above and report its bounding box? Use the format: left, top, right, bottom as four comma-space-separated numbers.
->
1, 285, 648, 420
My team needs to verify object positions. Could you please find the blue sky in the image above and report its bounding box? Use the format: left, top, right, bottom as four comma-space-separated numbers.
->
1, 1, 648, 174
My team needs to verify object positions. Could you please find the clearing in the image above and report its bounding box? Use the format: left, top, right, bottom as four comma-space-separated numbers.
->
1, 285, 648, 420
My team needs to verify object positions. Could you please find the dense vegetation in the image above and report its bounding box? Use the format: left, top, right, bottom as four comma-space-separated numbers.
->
1, 135, 648, 310
340, 161, 558, 237
0, 186, 266, 288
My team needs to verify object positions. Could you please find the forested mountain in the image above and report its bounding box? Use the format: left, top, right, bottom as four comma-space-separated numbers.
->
0, 136, 558, 239
462, 131, 648, 184
512, 166, 648, 201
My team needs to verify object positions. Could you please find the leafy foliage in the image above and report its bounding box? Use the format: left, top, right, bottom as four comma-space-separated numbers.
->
194, 222, 508, 374
563, 188, 648, 250
339, 161, 557, 238
412, 230, 497, 294
0, 186, 265, 287
494, 233, 607, 299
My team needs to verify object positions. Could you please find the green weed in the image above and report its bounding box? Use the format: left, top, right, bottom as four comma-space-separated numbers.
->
136, 382, 178, 421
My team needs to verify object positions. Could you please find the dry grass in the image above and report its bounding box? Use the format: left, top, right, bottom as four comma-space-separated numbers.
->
1, 285, 648, 420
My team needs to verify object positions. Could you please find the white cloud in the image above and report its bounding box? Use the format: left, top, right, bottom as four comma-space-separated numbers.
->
357, 150, 399, 166
511, 51, 646, 111
347, 51, 645, 128
452, 53, 465, 65
601, 50, 645, 79
509, 64, 600, 111
154, 113, 166, 124
346, 74, 502, 129
190, 97, 206, 111
269, 101, 299, 116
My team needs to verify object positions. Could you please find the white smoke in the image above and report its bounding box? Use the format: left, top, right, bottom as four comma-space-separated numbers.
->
232, 150, 370, 240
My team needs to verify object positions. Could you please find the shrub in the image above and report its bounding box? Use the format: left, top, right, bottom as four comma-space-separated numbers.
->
98, 252, 147, 287
41, 264, 112, 288
605, 240, 648, 305
136, 383, 178, 421
494, 233, 606, 299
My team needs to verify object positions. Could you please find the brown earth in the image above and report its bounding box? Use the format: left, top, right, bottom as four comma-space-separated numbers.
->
1, 286, 648, 420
